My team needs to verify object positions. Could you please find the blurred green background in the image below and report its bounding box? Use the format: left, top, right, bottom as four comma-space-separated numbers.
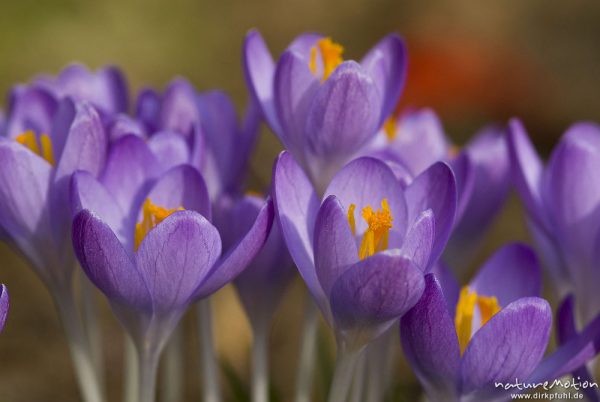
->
1, 0, 600, 400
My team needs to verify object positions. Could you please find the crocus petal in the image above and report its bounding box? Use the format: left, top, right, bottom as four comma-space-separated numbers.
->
432, 262, 460, 318
159, 79, 200, 137
399, 209, 434, 271
0, 141, 52, 269
387, 109, 449, 176
305, 61, 382, 160
314, 196, 358, 299
147, 131, 191, 171
455, 125, 510, 235
400, 274, 460, 401
324, 156, 407, 242
243, 29, 282, 135
529, 309, 600, 383
543, 122, 600, 269
470, 243, 542, 306
51, 102, 107, 249
556, 295, 599, 402
73, 210, 151, 310
272, 152, 323, 305
100, 135, 161, 217
274, 50, 319, 158
108, 114, 146, 142
507, 118, 545, 227
330, 252, 425, 342
360, 33, 407, 124
144, 165, 210, 219
98, 65, 129, 114
136, 88, 160, 133
71, 171, 128, 244
0, 284, 9, 332
135, 211, 221, 311
405, 162, 457, 269
460, 297, 552, 394
449, 152, 474, 225
232, 196, 295, 321
194, 198, 274, 299
4, 86, 58, 138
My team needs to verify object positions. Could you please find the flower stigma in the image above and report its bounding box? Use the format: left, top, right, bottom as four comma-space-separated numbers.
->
134, 198, 184, 250
347, 199, 393, 260
15, 130, 55, 165
454, 286, 501, 355
309, 37, 344, 81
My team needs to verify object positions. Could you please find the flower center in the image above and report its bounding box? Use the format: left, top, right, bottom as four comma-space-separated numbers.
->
347, 199, 393, 260
309, 37, 344, 81
15, 130, 55, 165
454, 286, 501, 355
134, 198, 184, 250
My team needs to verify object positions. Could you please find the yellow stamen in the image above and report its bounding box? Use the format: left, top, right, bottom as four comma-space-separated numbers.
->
347, 204, 356, 236
309, 37, 344, 81
134, 199, 184, 250
15, 131, 55, 165
352, 199, 393, 260
455, 286, 501, 355
383, 116, 397, 141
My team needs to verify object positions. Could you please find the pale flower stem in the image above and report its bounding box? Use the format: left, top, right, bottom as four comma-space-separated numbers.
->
197, 298, 221, 402
54, 290, 105, 402
350, 352, 367, 402
124, 335, 139, 402
79, 271, 104, 384
365, 328, 395, 402
294, 299, 319, 402
161, 325, 184, 402
138, 343, 160, 402
327, 345, 361, 402
251, 318, 269, 402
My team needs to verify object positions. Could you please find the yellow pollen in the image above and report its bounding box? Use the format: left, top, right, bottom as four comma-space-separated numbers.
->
347, 204, 356, 236
309, 37, 344, 81
347, 199, 393, 260
15, 130, 55, 165
383, 116, 397, 141
455, 286, 501, 355
134, 199, 184, 250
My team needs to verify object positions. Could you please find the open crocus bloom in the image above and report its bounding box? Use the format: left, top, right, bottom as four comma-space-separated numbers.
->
71, 163, 273, 353
3, 64, 128, 139
0, 98, 106, 290
370, 108, 510, 272
401, 243, 600, 402
245, 30, 407, 192
0, 284, 8, 333
273, 151, 456, 348
509, 120, 600, 324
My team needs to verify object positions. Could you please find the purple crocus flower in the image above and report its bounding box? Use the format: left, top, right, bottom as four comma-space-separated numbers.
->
273, 151, 457, 348
0, 98, 106, 290
402, 243, 600, 402
4, 64, 128, 139
133, 79, 259, 200
71, 163, 273, 401
0, 284, 8, 333
371, 108, 510, 272
509, 120, 600, 323
244, 29, 407, 193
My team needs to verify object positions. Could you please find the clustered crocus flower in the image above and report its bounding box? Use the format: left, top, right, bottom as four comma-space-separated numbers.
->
1, 29, 600, 402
